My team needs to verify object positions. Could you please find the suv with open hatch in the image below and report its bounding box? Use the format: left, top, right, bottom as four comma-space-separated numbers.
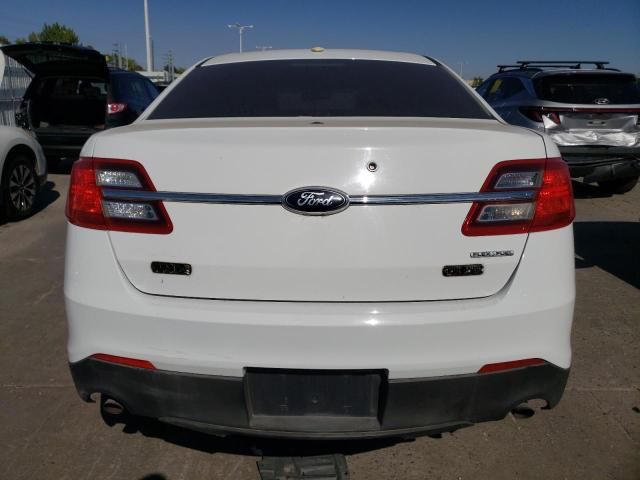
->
65, 49, 575, 439
477, 60, 640, 194
0, 43, 159, 167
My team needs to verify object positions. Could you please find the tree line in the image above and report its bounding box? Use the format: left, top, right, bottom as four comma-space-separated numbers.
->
0, 23, 183, 73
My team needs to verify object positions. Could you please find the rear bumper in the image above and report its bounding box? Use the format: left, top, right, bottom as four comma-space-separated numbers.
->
559, 146, 640, 180
65, 224, 575, 380
70, 358, 569, 439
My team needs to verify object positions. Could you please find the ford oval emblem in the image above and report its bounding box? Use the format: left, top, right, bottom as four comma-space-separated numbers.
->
282, 187, 350, 216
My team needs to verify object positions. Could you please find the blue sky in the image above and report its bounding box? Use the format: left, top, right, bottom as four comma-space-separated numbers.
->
1, 0, 639, 77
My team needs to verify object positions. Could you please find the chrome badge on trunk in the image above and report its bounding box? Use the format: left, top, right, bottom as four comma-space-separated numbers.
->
282, 187, 350, 216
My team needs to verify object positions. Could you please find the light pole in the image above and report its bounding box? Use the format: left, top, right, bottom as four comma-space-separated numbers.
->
227, 23, 253, 53
144, 0, 153, 71
458, 61, 467, 79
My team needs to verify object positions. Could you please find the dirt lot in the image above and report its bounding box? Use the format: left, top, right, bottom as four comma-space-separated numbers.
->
0, 165, 638, 480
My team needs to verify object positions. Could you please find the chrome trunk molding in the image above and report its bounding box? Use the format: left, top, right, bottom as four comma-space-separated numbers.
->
101, 188, 537, 205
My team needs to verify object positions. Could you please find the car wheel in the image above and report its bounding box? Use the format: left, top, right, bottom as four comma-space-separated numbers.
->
2, 154, 38, 220
598, 176, 639, 194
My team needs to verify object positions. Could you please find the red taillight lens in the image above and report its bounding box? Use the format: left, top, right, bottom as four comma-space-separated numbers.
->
530, 159, 575, 232
462, 157, 574, 236
519, 107, 561, 124
66, 158, 106, 229
91, 353, 156, 370
478, 358, 545, 374
66, 157, 173, 234
107, 102, 127, 114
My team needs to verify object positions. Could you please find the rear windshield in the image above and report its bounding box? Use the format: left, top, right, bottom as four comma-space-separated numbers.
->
535, 73, 640, 104
110, 74, 159, 103
148, 60, 492, 119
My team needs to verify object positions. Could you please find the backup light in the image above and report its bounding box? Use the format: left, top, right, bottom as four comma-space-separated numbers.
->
66, 157, 173, 234
102, 201, 159, 220
494, 171, 541, 189
476, 203, 535, 223
96, 169, 143, 188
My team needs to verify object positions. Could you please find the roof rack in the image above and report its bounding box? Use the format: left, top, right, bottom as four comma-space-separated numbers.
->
498, 60, 612, 73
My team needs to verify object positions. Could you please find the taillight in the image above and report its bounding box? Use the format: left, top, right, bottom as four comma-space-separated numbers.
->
462, 157, 574, 236
107, 102, 127, 114
66, 157, 173, 234
519, 107, 561, 124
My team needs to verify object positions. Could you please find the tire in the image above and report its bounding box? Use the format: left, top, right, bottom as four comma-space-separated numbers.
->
2, 154, 38, 220
598, 176, 639, 194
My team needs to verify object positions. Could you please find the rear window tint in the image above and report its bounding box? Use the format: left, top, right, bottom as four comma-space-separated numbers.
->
535, 73, 640, 104
149, 60, 492, 119
111, 75, 157, 103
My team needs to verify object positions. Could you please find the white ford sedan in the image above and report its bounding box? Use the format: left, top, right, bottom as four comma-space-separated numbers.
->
64, 49, 575, 439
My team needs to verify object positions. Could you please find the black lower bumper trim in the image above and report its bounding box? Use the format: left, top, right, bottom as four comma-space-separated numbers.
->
70, 359, 569, 440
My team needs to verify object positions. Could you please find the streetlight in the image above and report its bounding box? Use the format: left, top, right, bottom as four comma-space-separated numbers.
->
144, 0, 153, 71
457, 61, 467, 79
227, 23, 253, 53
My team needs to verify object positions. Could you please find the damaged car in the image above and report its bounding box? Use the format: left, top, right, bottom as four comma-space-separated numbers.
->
478, 61, 640, 193
0, 43, 159, 167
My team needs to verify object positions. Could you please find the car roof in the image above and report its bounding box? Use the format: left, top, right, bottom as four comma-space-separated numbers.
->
109, 68, 144, 76
491, 60, 631, 81
200, 49, 437, 67
495, 68, 633, 81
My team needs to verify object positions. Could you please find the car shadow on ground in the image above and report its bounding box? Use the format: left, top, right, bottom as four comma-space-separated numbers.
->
47, 157, 76, 175
0, 180, 60, 227
116, 414, 416, 461
571, 180, 612, 199
574, 221, 640, 289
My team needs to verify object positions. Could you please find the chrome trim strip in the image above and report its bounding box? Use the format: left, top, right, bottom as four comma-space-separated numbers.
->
102, 189, 282, 204
102, 189, 536, 205
349, 191, 536, 204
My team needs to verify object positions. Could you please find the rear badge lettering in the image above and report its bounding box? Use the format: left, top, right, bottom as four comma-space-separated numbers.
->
470, 250, 514, 258
442, 264, 484, 277
151, 262, 192, 276
283, 187, 350, 215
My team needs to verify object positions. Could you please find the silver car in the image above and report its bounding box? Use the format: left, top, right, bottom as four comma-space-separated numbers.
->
478, 61, 640, 193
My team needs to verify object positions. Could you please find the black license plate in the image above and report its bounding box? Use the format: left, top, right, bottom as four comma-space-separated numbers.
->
245, 369, 384, 431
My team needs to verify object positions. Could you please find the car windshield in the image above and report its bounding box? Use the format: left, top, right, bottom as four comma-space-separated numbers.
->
148, 59, 492, 119
534, 73, 640, 104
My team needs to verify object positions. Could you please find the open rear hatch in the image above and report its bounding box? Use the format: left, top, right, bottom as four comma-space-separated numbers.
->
96, 119, 547, 302
0, 43, 108, 78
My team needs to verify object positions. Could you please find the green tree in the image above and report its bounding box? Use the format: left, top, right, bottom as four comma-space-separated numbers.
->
163, 64, 186, 75
0, 35, 10, 45
471, 76, 485, 88
106, 54, 144, 71
27, 22, 79, 44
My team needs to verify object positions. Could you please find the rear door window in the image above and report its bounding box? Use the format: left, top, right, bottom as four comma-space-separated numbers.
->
112, 75, 154, 103
483, 77, 525, 103
535, 73, 640, 104
148, 59, 493, 119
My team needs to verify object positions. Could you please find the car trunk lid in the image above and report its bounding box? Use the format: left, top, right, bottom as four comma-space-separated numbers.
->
97, 118, 545, 302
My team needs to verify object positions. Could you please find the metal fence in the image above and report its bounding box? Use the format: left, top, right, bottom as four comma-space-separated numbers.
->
0, 55, 32, 127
